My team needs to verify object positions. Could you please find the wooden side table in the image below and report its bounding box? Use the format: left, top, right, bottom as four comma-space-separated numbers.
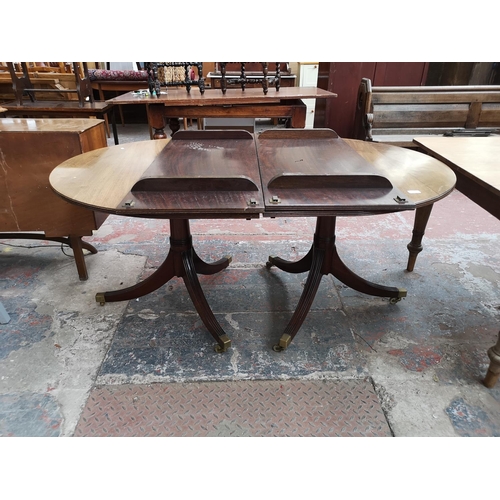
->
0, 118, 109, 280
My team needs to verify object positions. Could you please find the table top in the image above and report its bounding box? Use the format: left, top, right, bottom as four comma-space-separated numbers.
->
49, 130, 456, 219
0, 117, 105, 133
413, 136, 500, 197
2, 100, 112, 111
107, 87, 337, 106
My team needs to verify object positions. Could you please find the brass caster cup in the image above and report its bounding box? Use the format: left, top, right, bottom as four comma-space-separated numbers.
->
214, 335, 231, 353
273, 334, 291, 352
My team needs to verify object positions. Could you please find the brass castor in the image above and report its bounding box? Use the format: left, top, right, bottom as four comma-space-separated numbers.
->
389, 288, 407, 304
214, 335, 231, 353
272, 334, 291, 352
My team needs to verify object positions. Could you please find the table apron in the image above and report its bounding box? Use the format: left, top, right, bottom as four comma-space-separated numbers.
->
152, 102, 306, 119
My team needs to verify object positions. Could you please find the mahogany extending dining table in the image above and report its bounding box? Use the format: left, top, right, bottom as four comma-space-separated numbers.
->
413, 135, 500, 388
49, 129, 456, 353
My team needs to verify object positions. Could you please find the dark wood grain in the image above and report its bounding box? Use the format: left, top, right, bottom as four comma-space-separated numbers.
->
109, 87, 336, 138
109, 87, 336, 105
257, 129, 414, 213
119, 130, 263, 216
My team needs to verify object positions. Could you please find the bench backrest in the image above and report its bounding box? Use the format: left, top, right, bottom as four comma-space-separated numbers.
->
354, 78, 500, 142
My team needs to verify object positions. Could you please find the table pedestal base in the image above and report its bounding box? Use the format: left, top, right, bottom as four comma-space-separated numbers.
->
267, 216, 407, 351
95, 219, 232, 352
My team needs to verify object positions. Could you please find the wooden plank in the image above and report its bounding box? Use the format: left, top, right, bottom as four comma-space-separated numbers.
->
256, 129, 415, 213
372, 85, 500, 93
2, 100, 112, 112
159, 101, 307, 119
372, 91, 500, 104
479, 103, 500, 126
466, 101, 482, 128
372, 105, 470, 128
108, 87, 337, 106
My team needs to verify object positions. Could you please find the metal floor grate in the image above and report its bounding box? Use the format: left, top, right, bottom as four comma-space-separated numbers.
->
74, 378, 392, 437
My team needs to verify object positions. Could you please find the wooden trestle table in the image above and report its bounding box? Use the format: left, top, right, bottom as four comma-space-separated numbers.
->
49, 129, 456, 353
413, 136, 500, 388
107, 87, 337, 138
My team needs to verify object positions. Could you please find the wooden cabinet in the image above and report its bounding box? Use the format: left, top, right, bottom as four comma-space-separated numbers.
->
298, 63, 319, 128
0, 118, 108, 279
314, 62, 429, 138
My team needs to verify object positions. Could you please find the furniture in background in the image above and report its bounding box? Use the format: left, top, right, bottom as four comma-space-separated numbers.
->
7, 62, 92, 106
207, 63, 296, 94
298, 63, 319, 128
146, 62, 205, 96
1, 62, 118, 144
108, 87, 337, 138
209, 63, 297, 127
0, 118, 109, 280
88, 66, 148, 130
0, 62, 89, 103
49, 129, 455, 352
412, 136, 500, 388
354, 78, 500, 148
1, 99, 117, 144
315, 62, 430, 138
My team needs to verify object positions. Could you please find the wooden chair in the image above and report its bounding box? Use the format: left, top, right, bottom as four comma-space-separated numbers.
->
6, 62, 112, 138
7, 62, 92, 106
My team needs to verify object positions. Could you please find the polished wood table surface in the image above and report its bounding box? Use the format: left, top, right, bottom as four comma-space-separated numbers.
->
49, 130, 455, 352
108, 87, 337, 137
1, 100, 119, 145
413, 136, 500, 388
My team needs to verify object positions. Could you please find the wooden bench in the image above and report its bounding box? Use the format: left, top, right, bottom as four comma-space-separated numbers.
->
353, 78, 500, 148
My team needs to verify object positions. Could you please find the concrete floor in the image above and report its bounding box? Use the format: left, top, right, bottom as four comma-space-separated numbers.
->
1, 120, 499, 438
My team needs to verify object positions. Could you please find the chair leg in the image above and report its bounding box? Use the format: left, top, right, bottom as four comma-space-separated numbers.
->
118, 104, 125, 126
98, 87, 111, 138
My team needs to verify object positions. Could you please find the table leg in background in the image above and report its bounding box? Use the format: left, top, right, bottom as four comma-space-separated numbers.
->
406, 204, 434, 272
148, 103, 168, 139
